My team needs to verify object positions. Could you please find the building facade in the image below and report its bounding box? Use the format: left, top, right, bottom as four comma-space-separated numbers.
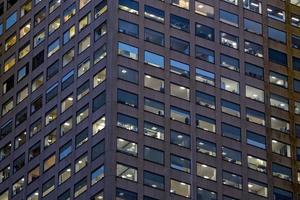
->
0, 0, 300, 199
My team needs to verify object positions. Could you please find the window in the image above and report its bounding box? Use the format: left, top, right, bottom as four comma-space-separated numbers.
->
59, 141, 72, 160
118, 42, 138, 60
170, 59, 189, 77
15, 108, 27, 127
294, 56, 300, 71
91, 165, 104, 185
30, 96, 42, 114
221, 100, 240, 117
0, 165, 10, 183
168, 130, 189, 150
6, 11, 17, 29
268, 27, 286, 44
144, 146, 164, 165
94, 68, 106, 88
247, 131, 266, 149
170, 106, 190, 124
245, 62, 264, 80
93, 92, 106, 112
170, 83, 190, 100
45, 107, 57, 125
118, 66, 138, 84
92, 116, 106, 135
75, 128, 88, 148
270, 71, 288, 88
270, 94, 289, 111
144, 28, 164, 46
220, 10, 238, 27
222, 123, 241, 140
220, 54, 239, 72
20, 21, 31, 38
170, 14, 190, 32
34, 7, 46, 25
269, 48, 287, 66
0, 121, 13, 140
91, 140, 105, 161
0, 143, 11, 161
195, 2, 214, 18
245, 41, 263, 58
63, 3, 76, 22
246, 108, 265, 125
117, 138, 137, 156
295, 102, 300, 115
80, 0, 91, 9
273, 188, 293, 200
34, 30, 45, 47
295, 79, 300, 92
59, 166, 71, 185
119, 0, 139, 14
42, 177, 55, 197
195, 23, 214, 41
5, 33, 17, 51
4, 54, 16, 72
195, 45, 215, 63
221, 77, 239, 94
13, 154, 25, 173
248, 179, 268, 197
61, 70, 74, 90
244, 18, 262, 34
144, 74, 164, 92
76, 105, 89, 124
60, 118, 72, 136
144, 51, 164, 68
17, 63, 29, 82
14, 131, 26, 149
246, 85, 264, 102
49, 0, 61, 13
170, 179, 190, 198
272, 139, 291, 157
95, 0, 107, 18
75, 154, 88, 172
171, 0, 189, 9
248, 155, 267, 173
12, 177, 25, 196
74, 177, 87, 198
21, 1, 32, 17
44, 130, 56, 148
117, 113, 138, 132
222, 171, 242, 189
46, 82, 58, 103
63, 26, 75, 45
244, 0, 261, 13
119, 19, 138, 38
94, 44, 107, 64
144, 121, 164, 140
17, 86, 29, 104
197, 188, 217, 200
197, 163, 216, 181
77, 58, 90, 77
117, 89, 138, 108
196, 68, 215, 86
220, 32, 239, 49
30, 119, 42, 137
292, 35, 300, 50
196, 115, 216, 133
43, 154, 56, 172
197, 138, 216, 157
222, 147, 241, 165
79, 35, 90, 53
63, 48, 74, 67
171, 154, 191, 173
144, 5, 164, 23
117, 163, 137, 182
2, 98, 13, 116
48, 18, 60, 35
144, 171, 165, 189
271, 117, 290, 133
116, 188, 137, 200
48, 39, 60, 57
95, 22, 107, 41
267, 5, 285, 22
272, 163, 292, 181
170, 37, 190, 55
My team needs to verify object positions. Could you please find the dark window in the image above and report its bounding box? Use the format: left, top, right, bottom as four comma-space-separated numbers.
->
91, 140, 105, 161
144, 146, 164, 165
222, 146, 241, 165
196, 138, 216, 157
17, 63, 29, 82
31, 96, 43, 114
222, 123, 241, 141
247, 131, 266, 149
0, 120, 12, 140
47, 60, 59, 80
94, 21, 107, 41
195, 23, 214, 41
273, 187, 292, 200
269, 48, 287, 66
15, 108, 27, 126
143, 171, 165, 189
196, 91, 215, 109
292, 34, 300, 50
93, 91, 106, 112
171, 154, 190, 173
295, 79, 300, 93
13, 154, 25, 173
118, 19, 138, 38
170, 14, 190, 32
46, 83, 58, 103
75, 128, 88, 148
116, 188, 137, 200
58, 190, 71, 200
245, 62, 264, 80
272, 163, 292, 181
144, 28, 164, 46
117, 89, 138, 108
220, 54, 239, 72
119, 0, 139, 14
117, 113, 138, 132
170, 37, 190, 55
3, 75, 14, 94
170, 130, 191, 148
195, 45, 215, 63
61, 70, 74, 90
197, 188, 217, 200
293, 57, 300, 71
29, 142, 41, 161
32, 51, 44, 71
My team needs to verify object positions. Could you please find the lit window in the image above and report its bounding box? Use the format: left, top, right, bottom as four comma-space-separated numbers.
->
271, 117, 290, 133
244, 40, 263, 58
196, 115, 216, 133
95, 21, 107, 41
117, 138, 137, 156
118, 42, 138, 60
42, 177, 55, 197
12, 177, 25, 196
171, 0, 189, 9
59, 166, 71, 185
144, 5, 164, 23
117, 113, 138, 132
247, 155, 267, 173
221, 77, 239, 94
144, 121, 164, 140
33, 30, 45, 47
2, 99, 13, 116
144, 74, 164, 92
170, 14, 190, 32
269, 71, 288, 88
246, 85, 264, 102
79, 35, 90, 53
291, 13, 300, 28
93, 68, 106, 88
197, 188, 217, 200
47, 39, 60, 57
170, 83, 190, 100
79, 12, 91, 31
49, 0, 61, 13
5, 33, 17, 51
246, 108, 265, 126
93, 116, 106, 135
243, 0, 262, 13
171, 130, 191, 148
117, 163, 137, 181
270, 94, 289, 111
44, 130, 56, 148
197, 163, 216, 181
78, 58, 91, 77
170, 179, 190, 198
272, 139, 291, 157
170, 106, 190, 124
20, 21, 31, 38
272, 163, 291, 181
80, 0, 91, 9
119, 0, 139, 15
267, 5, 285, 22
45, 107, 57, 126
196, 68, 215, 86
48, 18, 60, 35
63, 3, 76, 22
63, 25, 75, 45
21, 1, 32, 17
195, 2, 214, 18
248, 179, 268, 197
222, 171, 242, 189
76, 105, 89, 124
19, 43, 31, 59
74, 177, 87, 198
75, 154, 88, 172
17, 86, 29, 104
220, 32, 239, 49
94, 44, 107, 64
95, 0, 107, 19
60, 118, 73, 136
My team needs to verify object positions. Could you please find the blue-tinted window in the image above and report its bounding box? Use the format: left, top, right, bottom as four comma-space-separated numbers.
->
117, 89, 138, 108
143, 171, 165, 189
268, 27, 286, 44
144, 146, 164, 164
195, 45, 215, 63
273, 188, 292, 200
170, 37, 190, 55
292, 34, 300, 50
119, 19, 139, 37
144, 51, 164, 68
247, 131, 266, 149
221, 99, 240, 117
220, 54, 239, 72
144, 5, 164, 23
222, 123, 241, 141
118, 66, 138, 84
170, 14, 190, 32
293, 56, 300, 71
222, 146, 242, 165
6, 11, 17, 29
170, 130, 191, 148
170, 59, 190, 77
245, 62, 264, 80
119, 0, 139, 14
196, 91, 215, 109
196, 138, 216, 157
295, 79, 300, 93
195, 23, 214, 41
272, 163, 292, 181
116, 188, 137, 200
219, 10, 238, 27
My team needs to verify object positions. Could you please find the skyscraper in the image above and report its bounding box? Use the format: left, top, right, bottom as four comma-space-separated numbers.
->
0, 0, 300, 199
